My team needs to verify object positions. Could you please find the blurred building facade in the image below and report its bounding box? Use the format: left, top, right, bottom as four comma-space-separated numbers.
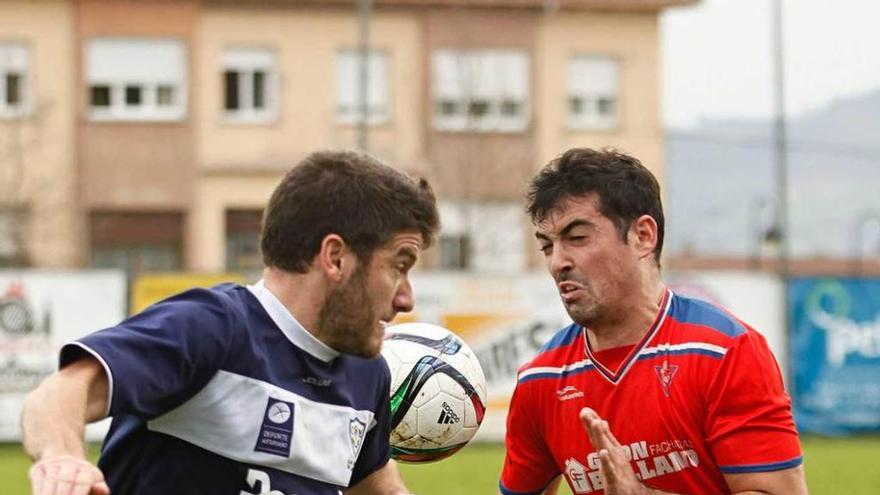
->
0, 0, 690, 276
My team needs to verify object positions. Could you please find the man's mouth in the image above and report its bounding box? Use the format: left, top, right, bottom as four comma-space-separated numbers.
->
558, 281, 581, 294
558, 281, 584, 303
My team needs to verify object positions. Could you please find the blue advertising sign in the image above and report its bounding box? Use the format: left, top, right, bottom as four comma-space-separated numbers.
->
790, 278, 880, 435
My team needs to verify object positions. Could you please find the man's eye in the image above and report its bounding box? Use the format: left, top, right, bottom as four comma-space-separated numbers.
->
539, 245, 552, 255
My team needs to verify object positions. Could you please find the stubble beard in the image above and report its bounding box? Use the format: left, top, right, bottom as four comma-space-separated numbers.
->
317, 266, 382, 359
564, 283, 604, 328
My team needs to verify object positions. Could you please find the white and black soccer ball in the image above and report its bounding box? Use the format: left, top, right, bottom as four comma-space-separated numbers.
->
381, 322, 488, 463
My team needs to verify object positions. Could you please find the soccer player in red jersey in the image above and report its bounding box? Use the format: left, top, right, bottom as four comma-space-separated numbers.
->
499, 148, 807, 495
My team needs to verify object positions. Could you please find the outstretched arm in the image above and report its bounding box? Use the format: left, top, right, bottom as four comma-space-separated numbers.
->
22, 356, 111, 495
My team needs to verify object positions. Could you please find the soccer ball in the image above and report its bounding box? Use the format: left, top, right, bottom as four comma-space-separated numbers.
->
381, 322, 488, 463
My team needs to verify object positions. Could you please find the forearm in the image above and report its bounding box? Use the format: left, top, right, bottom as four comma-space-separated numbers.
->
346, 460, 412, 495
22, 375, 90, 460
21, 359, 108, 461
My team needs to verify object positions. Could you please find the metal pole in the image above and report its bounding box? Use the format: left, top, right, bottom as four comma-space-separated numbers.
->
357, 0, 372, 152
772, 0, 789, 277
771, 0, 793, 386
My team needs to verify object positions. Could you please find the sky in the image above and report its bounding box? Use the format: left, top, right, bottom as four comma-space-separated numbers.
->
661, 0, 880, 129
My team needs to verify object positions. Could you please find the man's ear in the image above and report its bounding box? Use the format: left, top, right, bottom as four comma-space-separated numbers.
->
316, 234, 355, 283
629, 214, 658, 260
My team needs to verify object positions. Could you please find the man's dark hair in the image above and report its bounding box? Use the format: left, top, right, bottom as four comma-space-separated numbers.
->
261, 150, 440, 272
526, 147, 665, 263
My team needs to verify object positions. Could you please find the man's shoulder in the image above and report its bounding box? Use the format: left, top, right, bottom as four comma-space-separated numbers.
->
121, 283, 252, 338
667, 292, 757, 348
344, 354, 392, 385
151, 283, 256, 320
516, 323, 582, 377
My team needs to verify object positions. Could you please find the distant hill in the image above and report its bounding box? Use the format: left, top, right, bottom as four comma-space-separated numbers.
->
665, 89, 880, 259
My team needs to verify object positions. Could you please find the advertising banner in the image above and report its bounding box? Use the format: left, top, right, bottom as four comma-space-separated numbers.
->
0, 270, 126, 441
130, 273, 246, 314
790, 278, 880, 434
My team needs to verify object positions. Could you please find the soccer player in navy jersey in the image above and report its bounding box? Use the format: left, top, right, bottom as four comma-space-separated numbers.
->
22, 150, 439, 495
500, 148, 808, 495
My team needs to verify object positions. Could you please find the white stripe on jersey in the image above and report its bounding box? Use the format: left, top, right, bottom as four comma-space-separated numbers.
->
517, 358, 595, 382
639, 342, 728, 358
516, 342, 727, 381
148, 370, 376, 486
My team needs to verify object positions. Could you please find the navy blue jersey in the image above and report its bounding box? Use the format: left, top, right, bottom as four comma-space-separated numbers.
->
60, 281, 391, 495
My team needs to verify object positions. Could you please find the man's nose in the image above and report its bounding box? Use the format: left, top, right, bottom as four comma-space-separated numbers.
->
393, 278, 414, 313
548, 244, 573, 279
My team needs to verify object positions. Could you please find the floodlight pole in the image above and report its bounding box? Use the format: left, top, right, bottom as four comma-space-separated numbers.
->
771, 0, 793, 386
357, 0, 372, 152
772, 0, 789, 278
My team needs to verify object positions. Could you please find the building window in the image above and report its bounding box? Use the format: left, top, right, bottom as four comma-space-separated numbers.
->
336, 49, 389, 126
86, 38, 187, 121
439, 202, 526, 273
90, 212, 183, 276
439, 234, 471, 270
568, 55, 619, 130
225, 209, 263, 273
222, 48, 278, 123
0, 43, 31, 119
432, 49, 529, 132
0, 209, 27, 267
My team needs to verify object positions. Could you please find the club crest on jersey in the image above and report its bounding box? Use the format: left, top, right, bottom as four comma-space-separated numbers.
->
654, 361, 679, 397
349, 417, 367, 454
255, 398, 295, 457
347, 417, 367, 470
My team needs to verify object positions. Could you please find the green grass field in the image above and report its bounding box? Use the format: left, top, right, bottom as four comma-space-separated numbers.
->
3, 436, 879, 494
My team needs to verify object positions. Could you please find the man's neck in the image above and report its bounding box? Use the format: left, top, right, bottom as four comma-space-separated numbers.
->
586, 280, 666, 353
261, 267, 324, 339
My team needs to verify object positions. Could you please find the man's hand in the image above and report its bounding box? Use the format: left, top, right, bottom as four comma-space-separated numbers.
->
29, 455, 110, 495
579, 408, 656, 495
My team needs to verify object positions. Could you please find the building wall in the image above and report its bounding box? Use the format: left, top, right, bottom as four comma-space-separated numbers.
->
1, 1, 672, 273
0, 0, 78, 267
536, 11, 664, 177
424, 9, 538, 202
197, 6, 425, 169
187, 172, 278, 272
77, 0, 198, 210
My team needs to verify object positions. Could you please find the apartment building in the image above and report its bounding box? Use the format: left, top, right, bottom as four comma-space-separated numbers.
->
0, 0, 77, 268
0, 0, 692, 275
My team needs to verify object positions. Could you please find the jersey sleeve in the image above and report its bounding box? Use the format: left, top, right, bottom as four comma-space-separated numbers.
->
499, 379, 560, 495
59, 287, 238, 419
349, 360, 392, 486
704, 329, 803, 474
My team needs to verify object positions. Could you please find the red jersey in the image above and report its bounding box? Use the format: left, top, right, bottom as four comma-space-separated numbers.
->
500, 290, 802, 495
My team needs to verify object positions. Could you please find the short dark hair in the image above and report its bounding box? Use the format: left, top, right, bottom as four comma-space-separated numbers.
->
261, 150, 440, 272
526, 147, 665, 262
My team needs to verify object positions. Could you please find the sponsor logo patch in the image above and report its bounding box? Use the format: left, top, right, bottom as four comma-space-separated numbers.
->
437, 401, 461, 424
556, 385, 585, 401
255, 398, 295, 457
